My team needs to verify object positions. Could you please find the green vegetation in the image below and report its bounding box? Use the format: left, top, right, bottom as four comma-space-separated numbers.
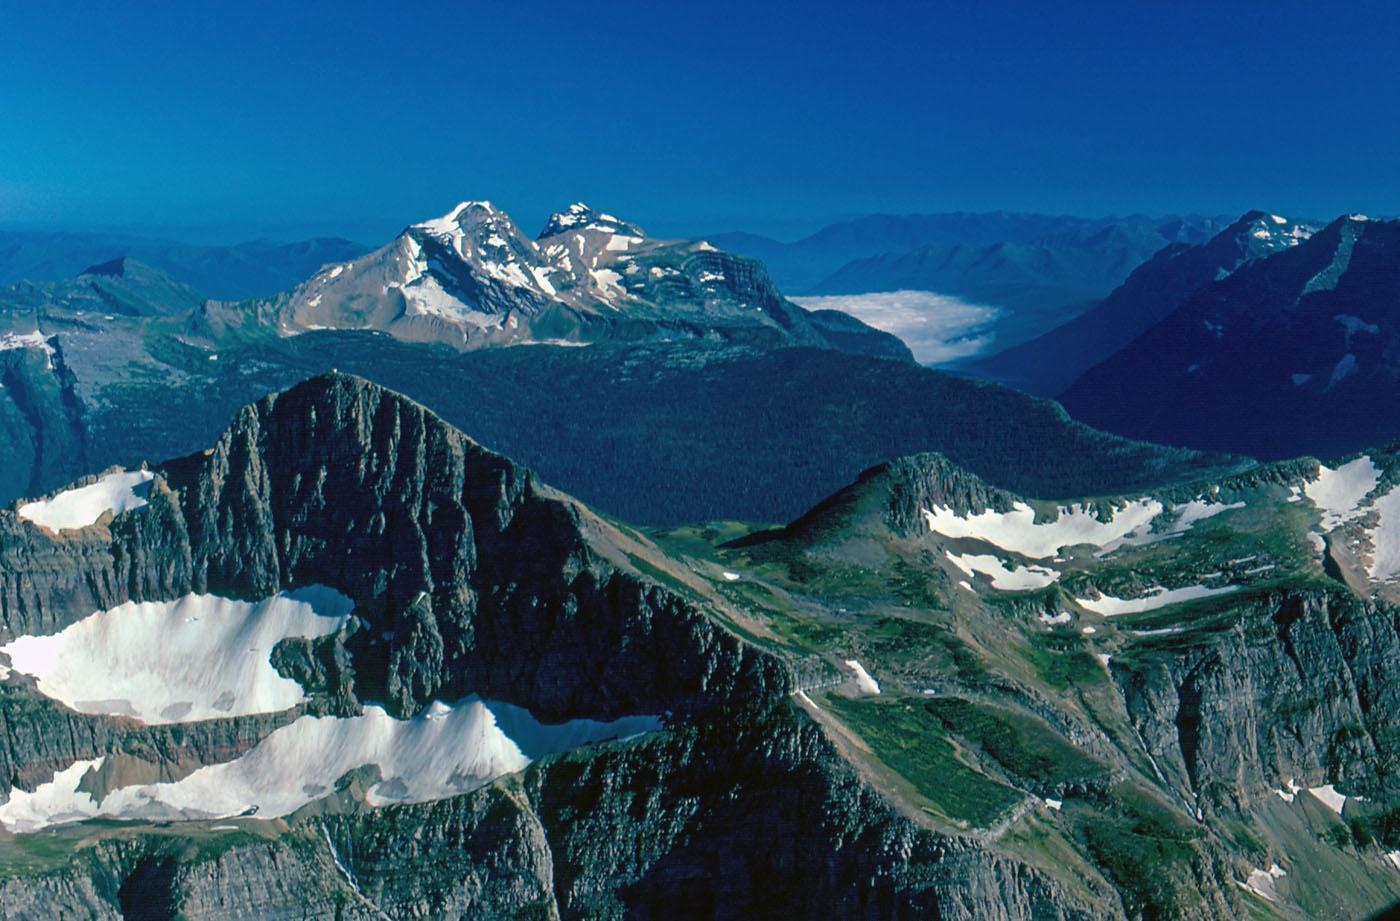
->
1022, 632, 1106, 690
1078, 784, 1207, 920
824, 695, 1022, 827
622, 552, 699, 602
924, 698, 1107, 788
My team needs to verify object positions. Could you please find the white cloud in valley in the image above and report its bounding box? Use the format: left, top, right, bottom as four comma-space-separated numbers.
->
793, 290, 1000, 365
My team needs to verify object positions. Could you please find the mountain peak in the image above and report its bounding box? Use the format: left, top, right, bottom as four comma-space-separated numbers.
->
78, 256, 134, 278
538, 203, 645, 239
267, 198, 909, 360
410, 200, 506, 236
1217, 209, 1313, 251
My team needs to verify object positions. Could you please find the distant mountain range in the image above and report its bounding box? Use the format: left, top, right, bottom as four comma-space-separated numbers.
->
971, 211, 1316, 394
0, 256, 204, 318
10, 204, 1400, 920
0, 199, 1242, 522
713, 211, 1231, 359
1059, 214, 1400, 459
0, 230, 369, 299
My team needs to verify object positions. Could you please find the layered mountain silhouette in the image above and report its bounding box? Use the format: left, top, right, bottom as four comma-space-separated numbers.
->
972, 211, 1315, 393
5, 375, 1397, 917
0, 231, 369, 300
1060, 215, 1400, 458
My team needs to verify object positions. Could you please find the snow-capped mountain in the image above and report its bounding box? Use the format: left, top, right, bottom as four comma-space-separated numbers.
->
266, 201, 909, 358
1060, 214, 1400, 458
971, 210, 1316, 394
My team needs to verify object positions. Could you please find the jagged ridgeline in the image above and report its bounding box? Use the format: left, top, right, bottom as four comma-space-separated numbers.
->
710, 447, 1400, 920
9, 381, 1400, 918
0, 374, 1097, 919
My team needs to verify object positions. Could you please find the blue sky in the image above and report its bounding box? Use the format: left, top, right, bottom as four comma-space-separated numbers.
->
1, 0, 1397, 243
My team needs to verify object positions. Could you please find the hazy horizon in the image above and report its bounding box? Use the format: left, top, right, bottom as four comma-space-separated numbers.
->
3, 1, 1397, 245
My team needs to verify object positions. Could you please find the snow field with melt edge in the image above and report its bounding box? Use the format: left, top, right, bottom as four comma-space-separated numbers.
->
923, 494, 1248, 602
1, 587, 353, 724
1304, 456, 1380, 530
0, 583, 661, 832
17, 469, 154, 531
946, 551, 1059, 590
0, 699, 661, 833
1294, 454, 1400, 583
843, 660, 881, 695
1074, 584, 1238, 616
922, 499, 1164, 560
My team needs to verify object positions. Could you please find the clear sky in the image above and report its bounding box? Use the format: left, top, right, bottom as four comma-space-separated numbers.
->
2, 0, 1397, 244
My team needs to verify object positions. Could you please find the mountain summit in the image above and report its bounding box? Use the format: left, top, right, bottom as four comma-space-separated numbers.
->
264, 200, 910, 358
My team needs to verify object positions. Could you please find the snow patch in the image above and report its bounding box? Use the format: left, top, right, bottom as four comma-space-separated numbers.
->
590, 268, 624, 298
0, 698, 660, 832
924, 500, 1162, 560
1044, 798, 1062, 811
1365, 487, 1400, 581
1039, 612, 1072, 626
1170, 499, 1245, 530
1075, 583, 1238, 616
1327, 353, 1357, 389
1, 588, 353, 724
1309, 784, 1347, 814
946, 551, 1060, 590
721, 571, 741, 582
0, 330, 56, 366
1305, 457, 1380, 529
843, 660, 880, 695
1242, 864, 1287, 902
17, 470, 155, 532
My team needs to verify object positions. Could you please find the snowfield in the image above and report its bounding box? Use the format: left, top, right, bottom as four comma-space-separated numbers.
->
1304, 457, 1379, 530
843, 659, 881, 695
1366, 486, 1400, 581
0, 698, 661, 833
946, 551, 1060, 590
1074, 583, 1239, 616
17, 470, 155, 532
924, 500, 1162, 559
1, 587, 354, 724
0, 330, 56, 365
1309, 784, 1347, 815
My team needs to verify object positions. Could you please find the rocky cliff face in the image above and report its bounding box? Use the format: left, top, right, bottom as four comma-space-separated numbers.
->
167, 374, 790, 720
1112, 586, 1400, 811
722, 448, 1400, 919
0, 334, 88, 502
0, 374, 1113, 920
0, 712, 1102, 920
